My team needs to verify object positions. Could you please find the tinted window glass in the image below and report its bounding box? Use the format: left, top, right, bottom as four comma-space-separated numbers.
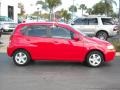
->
88, 18, 98, 25
0, 16, 13, 22
74, 18, 88, 25
101, 18, 113, 25
50, 27, 72, 39
25, 26, 49, 37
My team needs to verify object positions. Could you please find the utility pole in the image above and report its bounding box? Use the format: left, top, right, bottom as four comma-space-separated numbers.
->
72, 0, 75, 19
119, 0, 120, 24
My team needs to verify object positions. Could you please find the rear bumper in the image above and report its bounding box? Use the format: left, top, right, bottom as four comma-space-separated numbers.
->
2, 28, 15, 32
7, 45, 14, 57
109, 31, 118, 37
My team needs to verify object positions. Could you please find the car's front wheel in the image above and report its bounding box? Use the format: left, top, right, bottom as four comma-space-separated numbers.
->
13, 50, 31, 66
86, 51, 104, 67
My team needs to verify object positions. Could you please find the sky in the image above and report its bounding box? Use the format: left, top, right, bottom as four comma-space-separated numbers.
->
18, 0, 119, 14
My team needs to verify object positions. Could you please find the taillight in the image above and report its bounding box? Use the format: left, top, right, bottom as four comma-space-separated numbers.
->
9, 35, 13, 41
113, 26, 119, 31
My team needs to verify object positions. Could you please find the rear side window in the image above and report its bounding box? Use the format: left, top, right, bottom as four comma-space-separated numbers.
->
101, 18, 113, 25
22, 25, 49, 37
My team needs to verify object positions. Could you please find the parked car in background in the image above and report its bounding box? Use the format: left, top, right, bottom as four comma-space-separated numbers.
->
0, 16, 17, 32
7, 22, 116, 67
69, 15, 119, 40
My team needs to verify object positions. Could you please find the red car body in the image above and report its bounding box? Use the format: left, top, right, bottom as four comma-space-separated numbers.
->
7, 22, 116, 66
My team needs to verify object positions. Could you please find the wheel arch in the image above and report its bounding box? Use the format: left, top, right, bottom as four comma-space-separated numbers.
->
84, 49, 105, 62
12, 48, 32, 59
96, 30, 109, 37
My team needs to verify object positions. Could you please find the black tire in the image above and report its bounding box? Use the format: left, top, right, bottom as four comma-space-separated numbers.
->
96, 31, 108, 40
86, 51, 104, 67
13, 50, 31, 66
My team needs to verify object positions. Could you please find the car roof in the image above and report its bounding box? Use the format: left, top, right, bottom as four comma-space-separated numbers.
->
19, 22, 69, 27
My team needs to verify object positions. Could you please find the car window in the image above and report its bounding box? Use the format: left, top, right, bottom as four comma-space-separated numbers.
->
50, 27, 72, 39
0, 16, 13, 22
24, 25, 49, 37
74, 18, 88, 25
88, 18, 98, 25
101, 18, 114, 25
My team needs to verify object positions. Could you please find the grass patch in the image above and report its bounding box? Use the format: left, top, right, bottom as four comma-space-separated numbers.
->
111, 40, 120, 52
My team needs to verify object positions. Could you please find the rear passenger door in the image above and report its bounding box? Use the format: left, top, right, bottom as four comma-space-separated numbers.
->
22, 25, 54, 60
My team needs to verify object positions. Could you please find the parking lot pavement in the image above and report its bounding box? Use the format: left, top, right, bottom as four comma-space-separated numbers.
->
0, 52, 120, 90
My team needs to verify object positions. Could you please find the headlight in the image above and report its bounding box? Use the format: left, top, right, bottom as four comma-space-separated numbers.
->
107, 45, 115, 50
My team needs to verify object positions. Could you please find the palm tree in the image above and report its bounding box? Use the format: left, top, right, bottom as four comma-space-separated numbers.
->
79, 4, 87, 16
18, 3, 25, 16
69, 5, 77, 13
36, 0, 62, 21
36, 0, 48, 19
69, 5, 77, 18
86, 8, 92, 15
45, 0, 61, 21
60, 9, 71, 23
101, 0, 117, 16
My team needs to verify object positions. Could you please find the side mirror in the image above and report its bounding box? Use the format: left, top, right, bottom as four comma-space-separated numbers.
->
73, 34, 80, 41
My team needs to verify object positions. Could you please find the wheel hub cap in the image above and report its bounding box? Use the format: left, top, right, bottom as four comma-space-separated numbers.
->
15, 52, 27, 65
89, 54, 102, 66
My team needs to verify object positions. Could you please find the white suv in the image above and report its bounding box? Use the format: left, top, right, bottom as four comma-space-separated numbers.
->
69, 16, 118, 40
0, 16, 17, 32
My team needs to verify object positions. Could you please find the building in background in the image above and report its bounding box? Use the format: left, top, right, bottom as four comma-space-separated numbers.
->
0, 0, 18, 22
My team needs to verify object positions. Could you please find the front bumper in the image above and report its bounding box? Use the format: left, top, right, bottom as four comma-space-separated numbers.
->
2, 27, 15, 32
105, 50, 116, 62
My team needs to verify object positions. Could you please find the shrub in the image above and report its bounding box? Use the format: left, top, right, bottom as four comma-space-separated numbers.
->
111, 40, 120, 52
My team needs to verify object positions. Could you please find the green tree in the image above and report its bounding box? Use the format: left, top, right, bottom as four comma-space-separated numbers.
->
46, 0, 61, 21
18, 3, 25, 17
86, 8, 92, 15
60, 9, 71, 22
36, 0, 62, 21
36, 0, 48, 10
101, 0, 117, 16
69, 5, 77, 13
92, 1, 113, 15
79, 4, 87, 16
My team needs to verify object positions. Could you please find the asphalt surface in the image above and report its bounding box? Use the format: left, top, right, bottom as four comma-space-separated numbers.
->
0, 33, 120, 90
0, 53, 120, 90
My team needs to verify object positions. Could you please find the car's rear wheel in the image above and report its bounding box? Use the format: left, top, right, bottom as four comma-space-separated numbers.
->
13, 50, 31, 66
86, 51, 104, 67
96, 31, 108, 40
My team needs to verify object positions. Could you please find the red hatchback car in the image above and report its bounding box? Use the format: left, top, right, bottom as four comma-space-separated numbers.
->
7, 22, 116, 67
